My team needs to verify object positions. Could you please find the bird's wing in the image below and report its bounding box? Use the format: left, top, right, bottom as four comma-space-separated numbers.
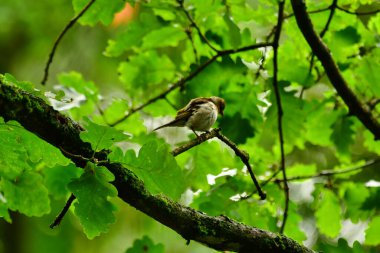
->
153, 97, 211, 131
177, 97, 210, 114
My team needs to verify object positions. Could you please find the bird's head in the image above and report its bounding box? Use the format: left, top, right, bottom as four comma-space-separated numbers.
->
210, 96, 226, 116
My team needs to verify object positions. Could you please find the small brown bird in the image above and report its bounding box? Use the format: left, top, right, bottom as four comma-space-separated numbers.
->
153, 96, 225, 136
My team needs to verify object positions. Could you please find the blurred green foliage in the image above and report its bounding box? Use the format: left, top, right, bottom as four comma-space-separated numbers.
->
1, 0, 380, 252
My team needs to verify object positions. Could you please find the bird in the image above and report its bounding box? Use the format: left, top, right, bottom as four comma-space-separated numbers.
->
153, 96, 225, 136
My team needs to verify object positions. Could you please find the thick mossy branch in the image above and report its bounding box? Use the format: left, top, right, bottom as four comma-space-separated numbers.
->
291, 0, 380, 140
0, 81, 315, 253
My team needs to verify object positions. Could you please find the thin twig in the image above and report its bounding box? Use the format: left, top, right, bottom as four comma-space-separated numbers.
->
109, 42, 272, 127
274, 159, 380, 182
215, 131, 266, 200
41, 0, 96, 85
336, 5, 380, 15
307, 0, 337, 83
242, 159, 379, 201
368, 98, 380, 111
285, 6, 331, 19
185, 27, 200, 64
240, 167, 282, 200
171, 128, 266, 200
320, 0, 338, 38
272, 0, 288, 234
50, 194, 76, 228
177, 0, 219, 52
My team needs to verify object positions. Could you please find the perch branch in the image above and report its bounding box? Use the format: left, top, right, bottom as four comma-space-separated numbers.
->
41, 0, 96, 85
214, 131, 266, 200
171, 129, 266, 200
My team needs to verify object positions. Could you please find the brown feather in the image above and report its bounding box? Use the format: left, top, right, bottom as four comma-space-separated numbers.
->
153, 97, 224, 132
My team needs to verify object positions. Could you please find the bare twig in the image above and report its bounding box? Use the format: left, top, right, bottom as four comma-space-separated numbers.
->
50, 194, 76, 228
368, 98, 380, 111
272, 0, 288, 234
319, 0, 338, 38
285, 6, 331, 19
41, 0, 96, 85
291, 0, 380, 140
285, 3, 380, 19
185, 27, 200, 64
336, 5, 380, 15
109, 42, 272, 127
240, 168, 282, 200
307, 0, 337, 82
274, 159, 380, 182
215, 131, 266, 200
177, 0, 219, 52
171, 129, 266, 199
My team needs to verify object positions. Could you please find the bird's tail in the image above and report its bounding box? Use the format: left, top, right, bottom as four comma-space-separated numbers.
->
153, 119, 185, 131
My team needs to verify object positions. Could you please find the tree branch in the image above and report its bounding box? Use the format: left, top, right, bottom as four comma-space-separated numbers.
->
0, 80, 315, 253
214, 131, 266, 200
274, 159, 380, 183
272, 0, 289, 234
50, 194, 76, 228
171, 129, 266, 200
109, 42, 272, 127
291, 0, 380, 140
41, 0, 96, 85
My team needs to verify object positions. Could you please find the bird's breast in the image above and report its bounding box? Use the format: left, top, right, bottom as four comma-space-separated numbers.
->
186, 102, 218, 131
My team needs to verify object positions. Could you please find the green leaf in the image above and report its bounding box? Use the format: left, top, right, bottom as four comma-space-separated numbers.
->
219, 113, 255, 144
68, 164, 117, 239
118, 50, 176, 95
315, 189, 342, 238
0, 131, 31, 180
0, 120, 70, 169
80, 118, 129, 151
2, 73, 38, 93
365, 216, 380, 246
113, 141, 186, 200
0, 198, 11, 223
286, 163, 317, 178
125, 235, 165, 253
1, 171, 50, 216
331, 115, 355, 155
223, 13, 241, 48
343, 183, 370, 222
142, 26, 187, 49
333, 26, 361, 47
283, 202, 307, 243
105, 9, 161, 57
44, 164, 83, 199
179, 141, 235, 190
58, 71, 98, 100
73, 0, 125, 26
304, 102, 339, 146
